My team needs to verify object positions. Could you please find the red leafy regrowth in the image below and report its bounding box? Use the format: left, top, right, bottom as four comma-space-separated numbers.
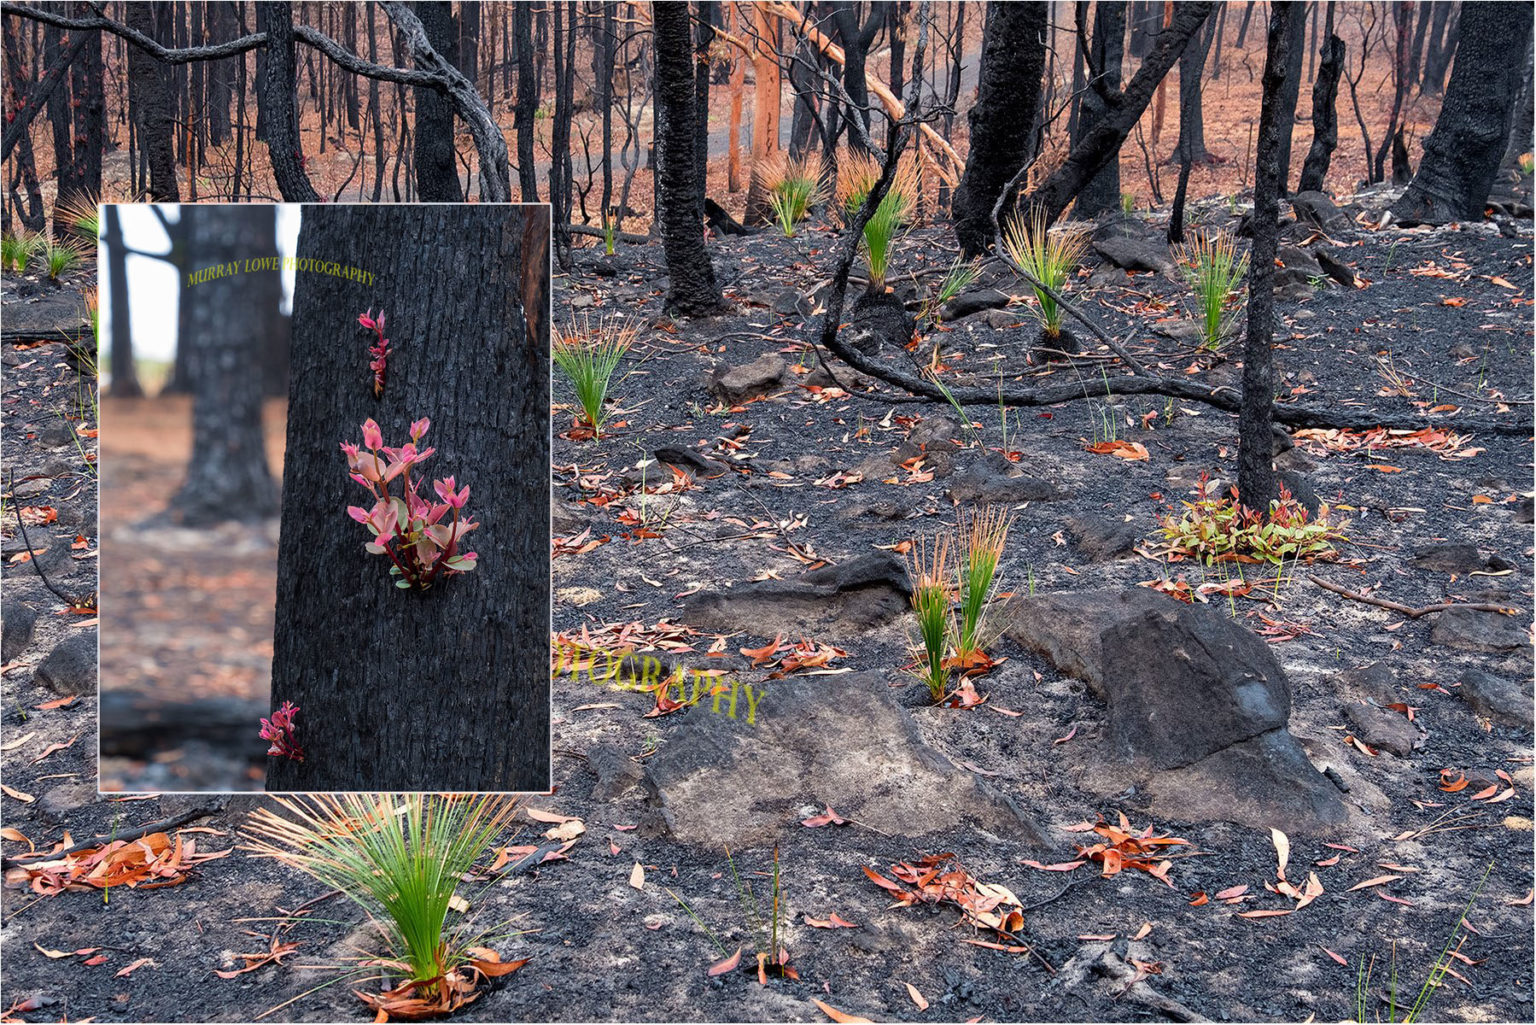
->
862, 853, 1025, 939
343, 418, 480, 590
259, 701, 304, 761
358, 308, 390, 397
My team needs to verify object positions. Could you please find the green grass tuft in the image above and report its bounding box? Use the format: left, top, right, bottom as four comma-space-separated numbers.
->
552, 314, 637, 438
1001, 208, 1089, 337
1178, 230, 1249, 351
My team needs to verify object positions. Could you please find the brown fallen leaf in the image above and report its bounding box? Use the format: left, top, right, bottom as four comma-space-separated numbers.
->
1188, 892, 1209, 906
708, 947, 742, 977
1347, 874, 1402, 892
1133, 922, 1153, 940
801, 806, 847, 828
1236, 909, 1293, 919
812, 998, 872, 1024
33, 734, 79, 764
2, 783, 35, 803
1322, 947, 1349, 966
628, 862, 645, 890
802, 913, 857, 929
116, 957, 156, 978
1214, 884, 1249, 900
905, 982, 928, 1011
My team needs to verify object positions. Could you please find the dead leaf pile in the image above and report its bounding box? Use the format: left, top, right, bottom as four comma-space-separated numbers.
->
1062, 813, 1191, 887
1293, 426, 1481, 460
863, 853, 1027, 945
3, 831, 230, 895
353, 948, 527, 1020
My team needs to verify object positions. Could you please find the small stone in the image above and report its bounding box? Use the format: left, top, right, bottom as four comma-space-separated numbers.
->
1091, 236, 1177, 278
1290, 191, 1351, 232
34, 631, 96, 696
771, 289, 811, 317
1064, 514, 1140, 562
909, 415, 960, 447
1430, 608, 1528, 654
1412, 544, 1500, 575
937, 288, 1011, 322
1278, 245, 1324, 277
570, 294, 594, 309
1456, 669, 1532, 730
1343, 702, 1421, 757
708, 354, 787, 403
2, 598, 38, 661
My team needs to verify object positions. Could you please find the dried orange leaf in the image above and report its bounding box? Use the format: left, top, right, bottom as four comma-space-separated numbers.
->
1347, 874, 1402, 892
708, 947, 741, 977
812, 998, 873, 1024
905, 982, 928, 1011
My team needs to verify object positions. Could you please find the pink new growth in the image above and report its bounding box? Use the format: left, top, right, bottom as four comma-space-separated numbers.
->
341, 417, 480, 590
360, 309, 390, 397
259, 701, 304, 761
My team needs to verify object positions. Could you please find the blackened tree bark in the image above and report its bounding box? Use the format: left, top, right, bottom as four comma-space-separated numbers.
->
1237, 3, 1299, 517
1022, 3, 1213, 229
694, 0, 715, 223
1073, 0, 1127, 219
1174, 13, 1214, 166
1500, 31, 1534, 172
412, 1, 463, 201
1235, 0, 1257, 47
829, 2, 885, 151
206, 1, 236, 146
101, 206, 143, 399
1298, 15, 1344, 194
1421, 2, 1456, 95
1273, 0, 1307, 195
513, 3, 539, 201
255, 2, 320, 202
125, 4, 180, 201
1371, 2, 1411, 186
550, 0, 576, 269
652, 0, 723, 315
459, 0, 479, 86
951, 2, 1048, 258
169, 206, 280, 525
1391, 2, 1534, 225
267, 205, 551, 793
68, 1, 104, 207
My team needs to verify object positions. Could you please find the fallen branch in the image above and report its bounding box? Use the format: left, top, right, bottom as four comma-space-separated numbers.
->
1308, 574, 1521, 619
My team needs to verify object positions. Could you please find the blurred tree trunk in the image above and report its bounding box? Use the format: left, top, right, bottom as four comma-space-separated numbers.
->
952, 1, 1048, 257
101, 206, 143, 399
169, 206, 280, 526
267, 205, 551, 793
742, 3, 781, 223
1499, 30, 1535, 172
654, 0, 722, 314
1391, 2, 1535, 225
125, 4, 180, 201
1421, 2, 1456, 95
1298, 9, 1344, 194
1237, 2, 1300, 516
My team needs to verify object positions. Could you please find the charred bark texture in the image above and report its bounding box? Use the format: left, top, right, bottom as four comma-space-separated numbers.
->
513, 3, 538, 201
1073, 0, 1127, 219
1298, 29, 1344, 194
951, 2, 1048, 258
1390, 2, 1534, 225
1021, 2, 1213, 228
169, 206, 280, 526
1237, 3, 1298, 516
652, 0, 723, 315
412, 1, 463, 201
267, 205, 551, 792
125, 3, 180, 201
255, 2, 320, 202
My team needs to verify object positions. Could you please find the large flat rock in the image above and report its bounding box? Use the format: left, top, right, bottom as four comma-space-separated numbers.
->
678, 552, 910, 638
641, 672, 1045, 847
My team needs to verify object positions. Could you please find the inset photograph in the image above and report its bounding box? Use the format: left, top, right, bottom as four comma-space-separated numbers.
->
98, 203, 550, 793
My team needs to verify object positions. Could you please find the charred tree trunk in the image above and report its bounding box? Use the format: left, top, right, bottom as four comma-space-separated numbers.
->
412, 1, 463, 201
1169, 17, 1216, 242
255, 2, 319, 202
1372, 2, 1411, 185
1073, 0, 1127, 219
829, 2, 884, 150
1238, 3, 1300, 517
459, 0, 480, 87
653, 0, 723, 315
1421, 2, 1457, 96
513, 4, 538, 201
1391, 2, 1535, 225
125, 4, 180, 201
1022, 3, 1213, 229
1298, 18, 1344, 194
169, 206, 280, 526
67, 2, 103, 222
694, 0, 715, 222
1273, 0, 1307, 195
951, 2, 1049, 258
550, 0, 576, 269
1500, 31, 1535, 172
267, 205, 551, 793
206, 1, 235, 146
101, 206, 143, 399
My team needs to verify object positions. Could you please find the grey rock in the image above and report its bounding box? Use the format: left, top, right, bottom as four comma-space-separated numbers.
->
551, 500, 590, 536
642, 672, 1046, 846
1314, 247, 1356, 287
1278, 245, 1324, 277
1091, 236, 1177, 278
771, 289, 812, 317
1290, 191, 1351, 232
1518, 496, 1534, 525
679, 552, 910, 638
1327, 663, 1400, 703
1343, 701, 1421, 757
1145, 729, 1347, 834
38, 783, 100, 819
1412, 544, 1515, 575
2, 597, 37, 661
1276, 469, 1321, 517
34, 631, 96, 696
1456, 669, 1532, 730
1448, 342, 1478, 360
837, 498, 915, 521
1064, 514, 1140, 562
1152, 320, 1206, 346
938, 288, 1012, 322
946, 458, 1067, 505
708, 354, 787, 403
1005, 589, 1180, 698
1430, 608, 1529, 654
11, 478, 51, 499
588, 744, 645, 801
1086, 265, 1131, 289
1275, 266, 1317, 289
909, 415, 961, 447
983, 308, 1025, 330
1099, 603, 1293, 770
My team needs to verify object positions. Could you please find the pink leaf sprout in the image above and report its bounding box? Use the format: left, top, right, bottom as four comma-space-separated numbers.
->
360, 308, 390, 398
259, 701, 304, 761
341, 418, 479, 590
